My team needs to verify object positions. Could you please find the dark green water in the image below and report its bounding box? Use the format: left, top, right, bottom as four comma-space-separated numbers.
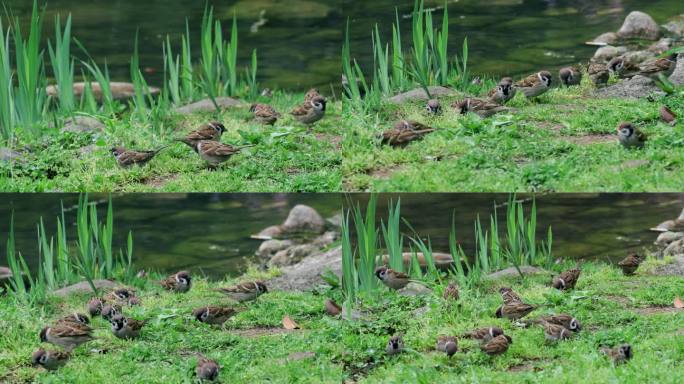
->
346, 0, 683, 78
4, 0, 342, 90
1, 194, 682, 279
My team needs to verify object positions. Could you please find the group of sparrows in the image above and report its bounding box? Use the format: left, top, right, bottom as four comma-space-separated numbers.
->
381, 53, 679, 150
371, 253, 643, 364
110, 88, 327, 169
32, 270, 269, 381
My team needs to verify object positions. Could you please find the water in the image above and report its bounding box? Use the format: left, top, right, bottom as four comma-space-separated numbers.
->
4, 0, 343, 90
1, 193, 682, 279
345, 0, 683, 78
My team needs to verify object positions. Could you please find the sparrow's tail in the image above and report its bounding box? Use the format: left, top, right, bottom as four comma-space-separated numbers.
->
154, 145, 171, 154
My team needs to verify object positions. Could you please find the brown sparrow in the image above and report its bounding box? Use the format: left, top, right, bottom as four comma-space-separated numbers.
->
488, 77, 516, 104
435, 335, 458, 357
617, 253, 642, 276
325, 298, 342, 316
40, 323, 94, 352
499, 287, 522, 304
426, 99, 442, 115
110, 314, 145, 339
103, 288, 137, 303
216, 281, 268, 302
176, 122, 226, 150
250, 103, 281, 125
638, 53, 677, 81
453, 98, 507, 118
291, 96, 326, 125
196, 357, 220, 381
617, 122, 647, 149
541, 321, 572, 342
111, 146, 168, 168
381, 120, 435, 147
552, 267, 581, 290
159, 270, 192, 293
463, 326, 509, 344
193, 306, 237, 325
375, 266, 410, 290
443, 281, 459, 301
537, 314, 581, 332
660, 106, 677, 125
496, 301, 536, 320
559, 67, 582, 86
101, 303, 122, 321
515, 71, 552, 99
386, 335, 404, 355
481, 334, 510, 356
304, 88, 323, 104
55, 313, 90, 327
87, 297, 104, 316
608, 57, 640, 79
601, 344, 633, 365
32, 348, 70, 370
588, 62, 610, 86
195, 141, 254, 167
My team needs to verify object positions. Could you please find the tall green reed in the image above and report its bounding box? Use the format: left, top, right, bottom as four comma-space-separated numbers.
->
0, 17, 15, 139
47, 14, 75, 113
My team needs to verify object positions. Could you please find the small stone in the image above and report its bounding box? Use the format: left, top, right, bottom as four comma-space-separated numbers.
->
648, 38, 674, 54
387, 86, 455, 104
655, 232, 684, 247
617, 11, 660, 40
662, 15, 684, 37
621, 50, 655, 65
282, 205, 326, 234
255, 239, 294, 259
252, 225, 284, 240
174, 97, 242, 115
312, 231, 338, 248
665, 239, 684, 257
61, 116, 105, 134
398, 282, 433, 296
593, 45, 628, 62
588, 32, 618, 45
0, 147, 22, 163
269, 244, 320, 267
53, 280, 118, 296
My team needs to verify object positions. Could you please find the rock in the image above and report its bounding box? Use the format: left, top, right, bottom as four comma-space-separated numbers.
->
412, 305, 431, 317
267, 246, 342, 291
593, 45, 628, 62
174, 97, 242, 115
53, 279, 118, 296
650, 209, 684, 232
380, 252, 454, 271
621, 50, 655, 65
594, 75, 663, 99
655, 232, 684, 247
653, 255, 684, 277
0, 147, 22, 163
484, 266, 546, 280
398, 282, 433, 296
255, 239, 294, 259
60, 116, 105, 134
387, 86, 455, 104
668, 56, 684, 85
269, 244, 320, 267
282, 205, 326, 234
341, 306, 367, 321
648, 38, 674, 54
616, 11, 660, 40
662, 15, 684, 37
587, 32, 618, 46
252, 225, 284, 240
664, 239, 684, 257
326, 213, 342, 230
46, 82, 161, 102
312, 231, 338, 248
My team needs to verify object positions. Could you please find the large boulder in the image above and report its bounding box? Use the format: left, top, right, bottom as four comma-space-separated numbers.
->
53, 280, 118, 296
387, 86, 455, 104
664, 239, 684, 257
593, 45, 628, 62
655, 232, 684, 247
46, 82, 161, 102
282, 205, 326, 234
616, 11, 660, 40
174, 97, 242, 115
267, 246, 342, 291
663, 15, 684, 37
594, 75, 663, 99
60, 116, 105, 134
484, 266, 546, 280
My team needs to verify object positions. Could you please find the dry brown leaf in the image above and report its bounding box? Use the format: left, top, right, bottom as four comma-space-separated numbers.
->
674, 297, 684, 309
282, 315, 300, 330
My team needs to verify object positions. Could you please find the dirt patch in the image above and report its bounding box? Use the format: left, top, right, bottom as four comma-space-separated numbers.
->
632, 306, 683, 315
605, 295, 632, 305
562, 134, 614, 145
142, 174, 177, 188
534, 121, 564, 133
507, 358, 546, 373
369, 165, 405, 180
229, 327, 301, 337
315, 134, 342, 149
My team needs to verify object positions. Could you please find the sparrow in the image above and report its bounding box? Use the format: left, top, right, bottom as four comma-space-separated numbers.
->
588, 62, 610, 86
325, 298, 342, 316
381, 120, 435, 147
540, 321, 573, 342
216, 281, 268, 302
463, 326, 510, 344
196, 357, 220, 381
386, 335, 404, 356
110, 314, 145, 339
375, 266, 410, 290
552, 267, 581, 290
496, 301, 536, 320
499, 287, 522, 304
617, 253, 642, 276
515, 71, 552, 99
488, 77, 516, 104
55, 313, 90, 327
87, 297, 103, 316
481, 334, 510, 356
617, 122, 647, 149
533, 314, 581, 332
111, 146, 168, 168
608, 57, 640, 79
40, 323, 94, 352
195, 141, 254, 167
559, 67, 582, 86
101, 303, 122, 321
193, 306, 237, 326
103, 288, 137, 303
426, 99, 442, 115
453, 98, 507, 118
435, 335, 458, 357
638, 53, 677, 81
291, 96, 326, 125
176, 122, 226, 150
32, 348, 70, 370
260, 88, 273, 97
601, 344, 633, 365
250, 103, 281, 125
304, 88, 323, 104
159, 270, 192, 293
660, 106, 677, 125
443, 281, 459, 301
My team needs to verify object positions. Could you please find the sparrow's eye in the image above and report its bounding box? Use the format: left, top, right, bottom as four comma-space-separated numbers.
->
201, 311, 209, 321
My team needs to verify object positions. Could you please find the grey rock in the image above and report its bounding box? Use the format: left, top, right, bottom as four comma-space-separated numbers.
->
588, 32, 618, 45
593, 46, 628, 62
662, 15, 684, 37
668, 55, 684, 85
287, 352, 316, 361
484, 266, 545, 280
61, 116, 105, 134
267, 246, 342, 291
252, 225, 284, 240
653, 255, 684, 277
412, 306, 431, 317
380, 252, 454, 271
174, 97, 242, 115
326, 213, 343, 230
0, 147, 22, 163
270, 244, 320, 267
398, 282, 433, 296
594, 75, 663, 99
617, 11, 660, 40
387, 86, 455, 104
256, 239, 294, 259
622, 50, 655, 65
655, 232, 684, 247
664, 239, 684, 257
312, 231, 338, 248
46, 82, 160, 102
53, 279, 118, 296
282, 205, 326, 234
648, 38, 674, 54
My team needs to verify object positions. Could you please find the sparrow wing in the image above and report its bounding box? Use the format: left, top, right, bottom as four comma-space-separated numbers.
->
290, 104, 311, 117
186, 127, 220, 142
515, 74, 538, 88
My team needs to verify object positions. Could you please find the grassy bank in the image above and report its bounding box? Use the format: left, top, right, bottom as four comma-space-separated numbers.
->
1, 259, 682, 383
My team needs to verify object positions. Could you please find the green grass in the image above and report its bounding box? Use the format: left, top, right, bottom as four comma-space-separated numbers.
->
0, 92, 342, 192
341, 80, 684, 192
1, 260, 682, 383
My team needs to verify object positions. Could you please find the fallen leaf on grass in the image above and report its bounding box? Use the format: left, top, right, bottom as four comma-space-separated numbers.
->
674, 297, 684, 309
282, 315, 300, 329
